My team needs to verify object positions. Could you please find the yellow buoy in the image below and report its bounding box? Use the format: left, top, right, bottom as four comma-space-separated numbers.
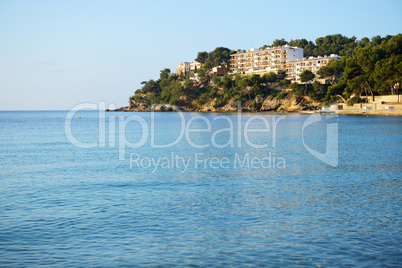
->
148, 120, 150, 122
76, 116, 81, 119
18, 121, 21, 123
59, 121, 61, 123
337, 119, 339, 121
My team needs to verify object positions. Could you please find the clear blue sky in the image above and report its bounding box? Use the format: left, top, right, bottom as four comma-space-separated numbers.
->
0, 0, 401, 110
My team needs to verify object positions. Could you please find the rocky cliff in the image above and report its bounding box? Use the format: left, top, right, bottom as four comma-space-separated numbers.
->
114, 92, 322, 113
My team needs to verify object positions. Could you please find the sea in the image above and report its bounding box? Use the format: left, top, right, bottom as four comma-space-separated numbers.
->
0, 110, 401, 267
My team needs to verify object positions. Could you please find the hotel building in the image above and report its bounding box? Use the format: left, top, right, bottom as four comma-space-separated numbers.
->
229, 45, 340, 83
230, 45, 304, 75
285, 54, 341, 82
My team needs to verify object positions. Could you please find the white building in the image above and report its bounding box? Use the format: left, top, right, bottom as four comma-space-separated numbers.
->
176, 61, 202, 75
229, 44, 341, 83
286, 54, 341, 82
230, 45, 304, 75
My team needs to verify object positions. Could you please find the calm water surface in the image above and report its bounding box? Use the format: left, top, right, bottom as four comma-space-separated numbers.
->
0, 110, 401, 267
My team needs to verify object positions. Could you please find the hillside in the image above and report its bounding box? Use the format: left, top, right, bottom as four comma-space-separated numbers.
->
117, 34, 401, 112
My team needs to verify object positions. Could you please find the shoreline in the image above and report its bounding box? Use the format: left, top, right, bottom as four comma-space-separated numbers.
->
336, 110, 402, 116
107, 107, 401, 116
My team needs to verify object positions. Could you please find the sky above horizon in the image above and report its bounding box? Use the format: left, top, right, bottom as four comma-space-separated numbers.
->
0, 0, 401, 110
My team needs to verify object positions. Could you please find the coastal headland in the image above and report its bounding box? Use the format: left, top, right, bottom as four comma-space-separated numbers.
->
114, 34, 402, 116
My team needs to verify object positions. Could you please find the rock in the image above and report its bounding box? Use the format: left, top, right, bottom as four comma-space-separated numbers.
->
197, 98, 217, 112
120, 89, 323, 113
153, 104, 174, 112
254, 95, 264, 109
261, 97, 281, 111
220, 99, 238, 112
163, 104, 173, 111
128, 100, 150, 111
154, 105, 163, 112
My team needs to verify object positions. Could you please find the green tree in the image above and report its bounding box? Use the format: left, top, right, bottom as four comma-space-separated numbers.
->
314, 34, 357, 57
288, 38, 309, 48
195, 51, 209, 64
300, 70, 315, 83
160, 68, 171, 80
262, 72, 277, 84
202, 62, 213, 71
300, 70, 315, 94
184, 79, 193, 90
276, 78, 291, 92
221, 73, 233, 90
342, 46, 383, 101
288, 39, 316, 57
208, 47, 233, 66
373, 54, 402, 95
371, 35, 383, 46
317, 58, 345, 85
324, 81, 347, 105
271, 38, 288, 47
212, 74, 222, 87
317, 66, 335, 82
356, 37, 371, 51
198, 69, 210, 83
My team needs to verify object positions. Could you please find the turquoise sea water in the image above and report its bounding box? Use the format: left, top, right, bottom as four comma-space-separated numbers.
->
0, 110, 401, 267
